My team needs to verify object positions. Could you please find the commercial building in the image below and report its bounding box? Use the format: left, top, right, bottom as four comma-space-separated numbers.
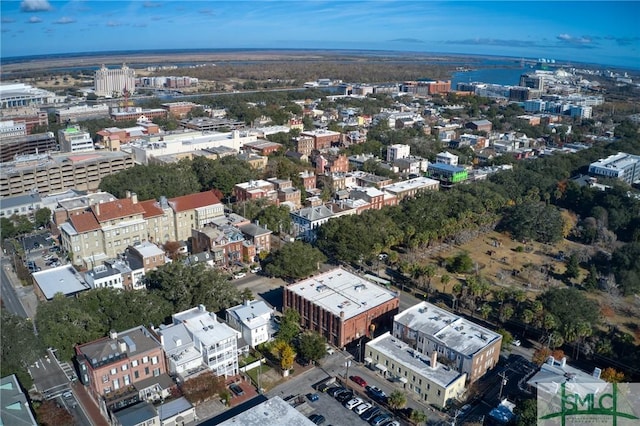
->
382, 177, 440, 201
55, 104, 110, 123
233, 179, 276, 203
0, 83, 65, 109
0, 374, 37, 426
226, 300, 275, 348
365, 332, 466, 408
128, 130, 258, 165
393, 302, 502, 383
426, 163, 468, 185
161, 102, 199, 118
110, 107, 167, 122
75, 326, 169, 411
0, 106, 49, 134
283, 268, 400, 347
588, 152, 640, 185
242, 140, 283, 156
526, 356, 606, 399
0, 132, 57, 163
401, 80, 451, 96
300, 129, 341, 150
58, 125, 94, 153
217, 396, 316, 426
436, 151, 459, 166
94, 64, 136, 97
31, 265, 91, 301
0, 192, 42, 217
179, 117, 245, 132
0, 151, 135, 198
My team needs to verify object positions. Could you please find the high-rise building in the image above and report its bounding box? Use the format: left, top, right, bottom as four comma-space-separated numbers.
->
94, 64, 135, 97
58, 125, 94, 153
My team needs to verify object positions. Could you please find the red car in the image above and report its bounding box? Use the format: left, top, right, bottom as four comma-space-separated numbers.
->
350, 375, 367, 387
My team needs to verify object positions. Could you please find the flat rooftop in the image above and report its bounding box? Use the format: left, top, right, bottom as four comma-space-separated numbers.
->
382, 177, 440, 192
287, 268, 398, 320
394, 302, 501, 356
367, 332, 465, 388
217, 396, 315, 426
31, 265, 91, 300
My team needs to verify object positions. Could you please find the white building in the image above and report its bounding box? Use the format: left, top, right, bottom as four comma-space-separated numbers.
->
387, 144, 411, 162
226, 300, 275, 348
526, 356, 606, 399
365, 332, 466, 408
94, 64, 136, 97
290, 205, 335, 242
436, 151, 458, 166
0, 83, 65, 109
382, 177, 440, 201
168, 305, 239, 378
127, 130, 257, 165
0, 120, 27, 139
84, 264, 124, 290
393, 302, 502, 383
588, 152, 640, 185
58, 125, 94, 153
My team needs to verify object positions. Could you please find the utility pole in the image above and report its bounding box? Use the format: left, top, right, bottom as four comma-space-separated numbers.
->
498, 371, 508, 400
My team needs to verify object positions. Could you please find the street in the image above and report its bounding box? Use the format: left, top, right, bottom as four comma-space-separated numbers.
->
1, 257, 29, 318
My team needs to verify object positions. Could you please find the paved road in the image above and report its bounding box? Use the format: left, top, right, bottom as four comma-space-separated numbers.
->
1, 257, 29, 318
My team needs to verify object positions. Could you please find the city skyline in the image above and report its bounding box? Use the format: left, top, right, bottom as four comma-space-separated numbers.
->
1, 1, 639, 69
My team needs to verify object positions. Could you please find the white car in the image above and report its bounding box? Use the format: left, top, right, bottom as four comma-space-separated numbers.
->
512, 339, 521, 347
250, 266, 261, 273
325, 345, 335, 355
354, 402, 372, 414
234, 272, 247, 279
345, 397, 363, 410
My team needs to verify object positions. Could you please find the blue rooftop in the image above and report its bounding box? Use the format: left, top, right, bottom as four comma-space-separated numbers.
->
429, 163, 465, 173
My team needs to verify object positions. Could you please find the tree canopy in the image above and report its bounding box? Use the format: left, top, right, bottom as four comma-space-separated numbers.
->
1, 310, 44, 388
264, 241, 326, 280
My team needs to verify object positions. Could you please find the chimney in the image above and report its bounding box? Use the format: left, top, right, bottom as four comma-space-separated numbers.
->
95, 203, 100, 216
130, 192, 138, 204
431, 351, 438, 369
560, 357, 567, 368
109, 330, 118, 340
119, 340, 127, 353
547, 356, 555, 365
198, 304, 206, 312
244, 299, 251, 307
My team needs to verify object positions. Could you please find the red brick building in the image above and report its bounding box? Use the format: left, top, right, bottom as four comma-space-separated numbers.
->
301, 130, 341, 151
75, 326, 169, 411
161, 102, 199, 118
315, 154, 349, 175
283, 268, 399, 348
242, 140, 283, 156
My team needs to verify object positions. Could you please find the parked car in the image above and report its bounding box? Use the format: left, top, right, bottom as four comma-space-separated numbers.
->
354, 402, 373, 415
229, 383, 244, 396
336, 391, 353, 403
366, 385, 387, 402
234, 272, 246, 279
318, 383, 331, 393
370, 413, 391, 426
350, 375, 367, 387
512, 339, 521, 347
328, 387, 346, 397
250, 266, 261, 273
308, 414, 325, 425
297, 357, 310, 367
382, 421, 400, 426
361, 407, 381, 421
325, 344, 335, 355
345, 397, 363, 410
307, 393, 319, 402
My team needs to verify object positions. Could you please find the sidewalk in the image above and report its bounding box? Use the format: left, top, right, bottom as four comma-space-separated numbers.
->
72, 382, 110, 426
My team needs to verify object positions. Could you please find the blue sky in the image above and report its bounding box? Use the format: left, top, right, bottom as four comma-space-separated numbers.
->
1, 1, 639, 68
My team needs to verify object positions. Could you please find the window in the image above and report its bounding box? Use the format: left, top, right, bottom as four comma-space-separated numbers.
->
153, 368, 160, 377
437, 389, 441, 396
113, 379, 120, 390
134, 371, 139, 379
110, 368, 117, 375
121, 364, 128, 371
144, 367, 150, 375
123, 375, 130, 386
142, 356, 149, 363
151, 356, 158, 365
131, 360, 138, 367
102, 375, 108, 383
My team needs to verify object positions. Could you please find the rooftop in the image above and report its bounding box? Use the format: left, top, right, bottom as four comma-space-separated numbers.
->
227, 300, 273, 330
169, 190, 222, 212
291, 204, 334, 222
0, 192, 41, 210
526, 356, 606, 396
367, 332, 465, 388
1, 374, 37, 426
173, 305, 238, 347
157, 397, 193, 421
112, 401, 157, 426
217, 396, 315, 426
130, 241, 164, 258
76, 326, 161, 369
382, 177, 440, 193
31, 265, 91, 300
287, 268, 398, 320
394, 302, 501, 356
428, 163, 466, 173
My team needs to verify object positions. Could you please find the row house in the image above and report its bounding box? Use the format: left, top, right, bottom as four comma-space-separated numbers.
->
191, 225, 245, 266
59, 190, 223, 267
233, 179, 277, 203
290, 204, 335, 242
315, 154, 349, 175
350, 186, 398, 210
226, 300, 275, 348
298, 170, 317, 191
75, 326, 170, 412
381, 177, 440, 201
153, 305, 239, 381
300, 129, 341, 150
84, 259, 145, 291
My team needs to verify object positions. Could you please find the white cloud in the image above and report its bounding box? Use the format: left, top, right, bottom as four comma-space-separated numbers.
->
27, 16, 43, 24
106, 21, 121, 27
20, 0, 52, 12
54, 16, 76, 25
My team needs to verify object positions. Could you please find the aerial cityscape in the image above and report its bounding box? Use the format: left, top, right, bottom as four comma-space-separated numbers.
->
1, 1, 639, 426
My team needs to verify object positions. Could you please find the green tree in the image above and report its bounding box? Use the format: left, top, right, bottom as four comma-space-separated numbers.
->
277, 308, 301, 344
388, 390, 407, 409
610, 242, 640, 295
440, 273, 451, 293
264, 241, 326, 280
409, 409, 428, 425
297, 331, 326, 363
564, 253, 580, 282
0, 217, 16, 238
146, 262, 240, 313
448, 252, 473, 274
499, 201, 564, 244
255, 205, 292, 235
1, 310, 44, 388
515, 398, 538, 426
34, 207, 52, 228
497, 328, 514, 347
